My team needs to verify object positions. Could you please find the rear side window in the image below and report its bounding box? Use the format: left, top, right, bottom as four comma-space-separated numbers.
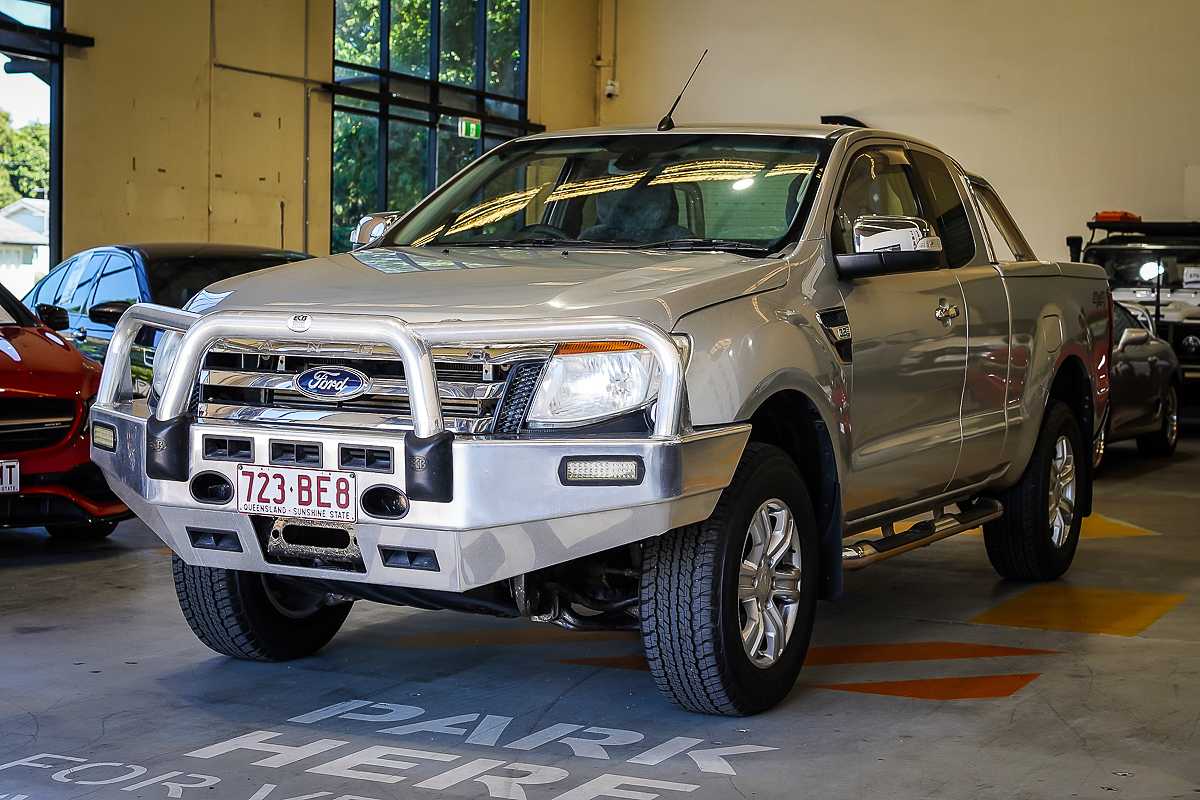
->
909, 150, 974, 267
972, 181, 1036, 262
92, 253, 142, 310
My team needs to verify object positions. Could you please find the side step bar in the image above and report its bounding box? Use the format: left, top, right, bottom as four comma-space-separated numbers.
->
842, 499, 1004, 571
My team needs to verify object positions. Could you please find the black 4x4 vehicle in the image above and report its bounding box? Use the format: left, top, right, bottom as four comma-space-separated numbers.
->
1069, 212, 1200, 393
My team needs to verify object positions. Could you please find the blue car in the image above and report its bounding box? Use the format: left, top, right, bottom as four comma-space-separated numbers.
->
23, 243, 308, 388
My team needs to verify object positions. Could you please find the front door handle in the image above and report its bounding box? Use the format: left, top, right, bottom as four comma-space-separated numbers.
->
934, 303, 961, 323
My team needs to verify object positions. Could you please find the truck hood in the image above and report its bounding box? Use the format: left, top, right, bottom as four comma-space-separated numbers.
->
200, 247, 789, 330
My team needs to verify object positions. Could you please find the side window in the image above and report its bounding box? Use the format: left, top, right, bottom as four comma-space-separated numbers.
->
91, 254, 141, 312
832, 146, 922, 254
972, 182, 1035, 261
909, 150, 975, 267
28, 260, 69, 306
64, 253, 107, 316
52, 256, 86, 306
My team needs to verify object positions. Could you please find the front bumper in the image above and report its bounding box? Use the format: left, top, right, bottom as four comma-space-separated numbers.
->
90, 304, 749, 592
92, 402, 748, 591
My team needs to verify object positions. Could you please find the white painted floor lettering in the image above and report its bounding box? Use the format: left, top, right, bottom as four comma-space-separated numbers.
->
549, 773, 699, 800
379, 714, 481, 737
306, 745, 458, 784
185, 731, 348, 768
50, 762, 148, 785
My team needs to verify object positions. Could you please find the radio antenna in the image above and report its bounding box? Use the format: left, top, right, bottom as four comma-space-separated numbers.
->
657, 49, 708, 132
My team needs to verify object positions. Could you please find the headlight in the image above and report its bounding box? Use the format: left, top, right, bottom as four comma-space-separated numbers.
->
526, 337, 689, 428
150, 330, 183, 399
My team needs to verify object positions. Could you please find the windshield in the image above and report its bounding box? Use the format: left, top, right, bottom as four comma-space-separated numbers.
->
1084, 245, 1200, 290
147, 256, 304, 307
382, 133, 826, 253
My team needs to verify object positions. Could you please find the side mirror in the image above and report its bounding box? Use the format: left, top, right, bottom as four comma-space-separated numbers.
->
1066, 235, 1083, 263
88, 300, 133, 327
835, 215, 943, 279
351, 212, 399, 246
35, 303, 70, 331
1117, 327, 1151, 351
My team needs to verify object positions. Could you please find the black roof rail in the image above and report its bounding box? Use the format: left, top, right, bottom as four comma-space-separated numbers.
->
1087, 219, 1200, 238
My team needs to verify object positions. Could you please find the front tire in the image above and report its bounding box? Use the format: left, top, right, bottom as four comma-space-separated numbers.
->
172, 557, 351, 661
639, 443, 819, 715
1137, 383, 1179, 457
984, 401, 1084, 581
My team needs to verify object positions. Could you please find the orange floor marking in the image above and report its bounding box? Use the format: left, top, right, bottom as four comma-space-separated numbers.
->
957, 513, 1154, 539
558, 641, 1056, 672
972, 585, 1187, 636
803, 641, 1056, 665
816, 672, 1040, 700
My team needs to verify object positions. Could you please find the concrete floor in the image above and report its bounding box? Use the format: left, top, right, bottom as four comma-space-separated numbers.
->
2, 438, 1199, 800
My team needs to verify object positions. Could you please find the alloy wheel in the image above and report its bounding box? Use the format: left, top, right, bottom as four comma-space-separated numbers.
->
1047, 435, 1077, 547
737, 498, 802, 668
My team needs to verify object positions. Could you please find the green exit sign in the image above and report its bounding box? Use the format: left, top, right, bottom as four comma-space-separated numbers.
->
457, 117, 481, 140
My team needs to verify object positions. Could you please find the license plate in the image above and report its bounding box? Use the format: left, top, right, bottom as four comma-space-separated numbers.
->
0, 460, 17, 494
237, 464, 356, 522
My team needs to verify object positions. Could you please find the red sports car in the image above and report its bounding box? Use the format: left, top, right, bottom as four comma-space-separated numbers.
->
0, 282, 129, 539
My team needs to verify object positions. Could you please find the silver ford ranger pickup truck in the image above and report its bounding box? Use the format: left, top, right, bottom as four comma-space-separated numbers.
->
91, 124, 1111, 716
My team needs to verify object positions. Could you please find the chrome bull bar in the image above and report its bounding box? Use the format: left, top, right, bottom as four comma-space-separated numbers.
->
95, 303, 687, 439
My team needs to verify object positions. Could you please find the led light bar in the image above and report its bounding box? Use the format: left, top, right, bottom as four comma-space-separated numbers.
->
92, 421, 117, 452
559, 456, 644, 486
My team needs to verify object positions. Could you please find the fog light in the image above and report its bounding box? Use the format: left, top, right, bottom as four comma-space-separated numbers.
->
559, 456, 644, 486
92, 422, 117, 451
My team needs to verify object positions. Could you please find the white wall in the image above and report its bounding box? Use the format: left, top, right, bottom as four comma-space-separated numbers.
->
596, 0, 1200, 260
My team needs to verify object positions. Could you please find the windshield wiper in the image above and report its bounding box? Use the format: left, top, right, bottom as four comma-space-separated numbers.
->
637, 238, 768, 254
437, 238, 601, 248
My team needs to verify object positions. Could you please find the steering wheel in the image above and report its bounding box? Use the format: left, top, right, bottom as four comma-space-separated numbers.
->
514, 224, 571, 241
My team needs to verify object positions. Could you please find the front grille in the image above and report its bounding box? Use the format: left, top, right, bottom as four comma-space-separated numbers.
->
195, 342, 551, 435
0, 398, 77, 455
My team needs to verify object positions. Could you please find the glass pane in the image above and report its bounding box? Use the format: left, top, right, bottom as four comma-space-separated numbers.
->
390, 0, 431, 77
332, 110, 381, 253
486, 0, 521, 97
485, 97, 521, 121
335, 0, 381, 68
436, 117, 478, 184
0, 0, 52, 29
387, 120, 430, 215
439, 0, 477, 87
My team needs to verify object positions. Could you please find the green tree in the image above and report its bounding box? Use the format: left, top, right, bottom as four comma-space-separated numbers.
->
0, 110, 49, 207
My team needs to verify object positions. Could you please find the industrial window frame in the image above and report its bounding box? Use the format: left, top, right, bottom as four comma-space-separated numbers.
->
0, 0, 93, 267
329, 0, 542, 252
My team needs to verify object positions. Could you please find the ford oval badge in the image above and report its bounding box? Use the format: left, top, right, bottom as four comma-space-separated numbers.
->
293, 366, 370, 401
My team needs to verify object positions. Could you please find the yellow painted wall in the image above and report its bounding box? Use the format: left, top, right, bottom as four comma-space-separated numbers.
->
61, 0, 596, 260
62, 0, 334, 259
528, 0, 599, 132
595, 0, 1200, 260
